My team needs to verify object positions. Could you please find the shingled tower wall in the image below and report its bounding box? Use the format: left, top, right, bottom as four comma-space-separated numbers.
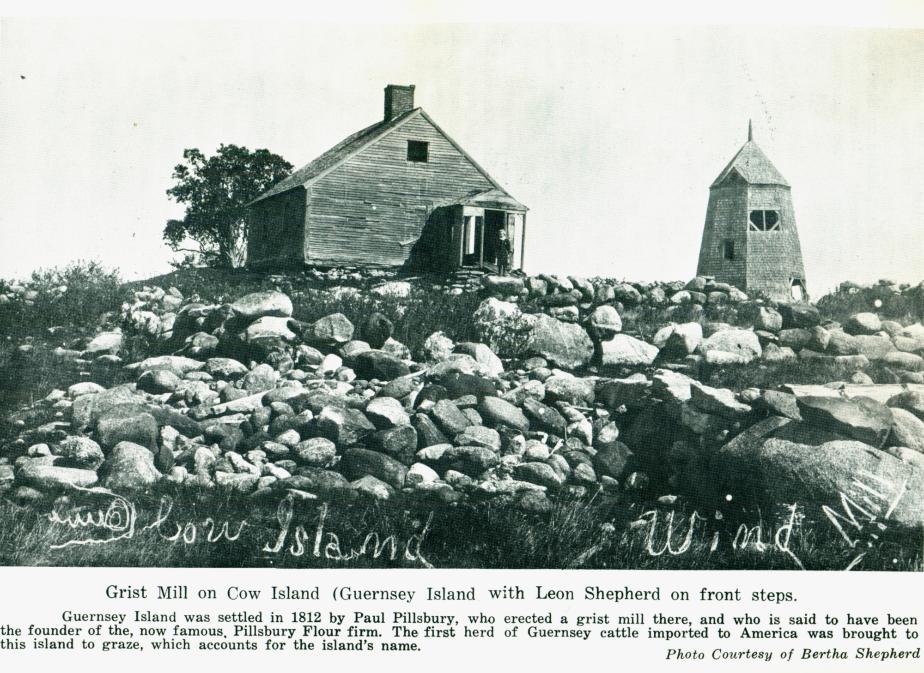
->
696, 123, 808, 301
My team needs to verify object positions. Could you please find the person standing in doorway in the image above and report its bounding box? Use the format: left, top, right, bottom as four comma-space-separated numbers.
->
497, 228, 512, 276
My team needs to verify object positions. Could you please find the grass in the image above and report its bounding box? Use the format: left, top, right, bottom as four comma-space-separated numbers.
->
0, 486, 918, 570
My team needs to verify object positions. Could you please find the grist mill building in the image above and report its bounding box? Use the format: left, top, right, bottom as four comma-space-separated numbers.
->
247, 84, 527, 272
696, 123, 808, 301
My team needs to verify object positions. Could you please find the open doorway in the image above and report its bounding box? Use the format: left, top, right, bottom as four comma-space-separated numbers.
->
791, 278, 807, 302
482, 210, 505, 267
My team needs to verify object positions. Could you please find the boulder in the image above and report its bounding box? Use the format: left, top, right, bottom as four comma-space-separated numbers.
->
712, 435, 924, 532
282, 469, 354, 500
17, 463, 98, 491
525, 314, 594, 370
67, 382, 107, 398
368, 426, 418, 464
587, 305, 622, 340
853, 334, 895, 360
366, 397, 411, 429
597, 373, 651, 408
351, 475, 395, 501
650, 369, 693, 403
307, 313, 355, 346
701, 329, 761, 364
294, 438, 337, 468
438, 371, 496, 400
243, 316, 296, 345
205, 357, 249, 380
315, 406, 375, 447
381, 338, 411, 361
102, 441, 161, 491
455, 343, 504, 377
128, 355, 203, 376
242, 363, 278, 393
478, 397, 529, 433
796, 396, 893, 448
762, 343, 798, 364
430, 400, 472, 436
514, 462, 564, 489
888, 408, 924, 453
352, 350, 411, 381
754, 307, 783, 333
600, 334, 659, 367
521, 398, 568, 436
413, 413, 449, 447
377, 374, 422, 401
689, 381, 752, 419
96, 404, 159, 451
181, 332, 219, 357
482, 275, 525, 295
84, 331, 123, 356
544, 374, 595, 406
454, 425, 502, 452
778, 303, 821, 329
887, 390, 924, 422
54, 436, 105, 470
844, 312, 882, 336
882, 352, 924, 372
339, 448, 408, 489
231, 291, 293, 320
826, 331, 859, 356
653, 322, 702, 358
371, 281, 412, 298
443, 446, 499, 476
778, 328, 813, 350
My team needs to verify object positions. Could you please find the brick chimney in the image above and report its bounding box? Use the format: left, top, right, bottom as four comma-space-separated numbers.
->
384, 84, 415, 121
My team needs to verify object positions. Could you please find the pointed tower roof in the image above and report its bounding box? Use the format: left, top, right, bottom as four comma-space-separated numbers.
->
710, 122, 789, 188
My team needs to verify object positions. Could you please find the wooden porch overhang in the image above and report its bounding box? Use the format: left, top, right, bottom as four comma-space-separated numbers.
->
456, 188, 528, 213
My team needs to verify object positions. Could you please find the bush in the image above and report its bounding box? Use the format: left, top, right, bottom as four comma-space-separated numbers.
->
816, 280, 924, 324
0, 260, 123, 338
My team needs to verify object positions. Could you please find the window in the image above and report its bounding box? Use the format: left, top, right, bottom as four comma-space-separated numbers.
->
407, 140, 429, 163
722, 239, 735, 260
749, 210, 780, 231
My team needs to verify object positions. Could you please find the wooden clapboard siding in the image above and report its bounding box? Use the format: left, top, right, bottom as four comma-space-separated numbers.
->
305, 114, 496, 266
246, 187, 307, 268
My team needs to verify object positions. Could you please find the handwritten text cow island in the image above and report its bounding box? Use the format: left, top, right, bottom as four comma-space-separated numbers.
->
44, 491, 434, 567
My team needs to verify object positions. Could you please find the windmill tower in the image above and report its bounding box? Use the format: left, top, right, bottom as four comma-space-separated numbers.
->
696, 122, 808, 301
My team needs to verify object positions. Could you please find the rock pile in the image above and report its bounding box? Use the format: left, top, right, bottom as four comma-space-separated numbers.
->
2, 287, 923, 531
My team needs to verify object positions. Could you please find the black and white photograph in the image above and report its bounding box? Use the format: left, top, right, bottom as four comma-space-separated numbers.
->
0, 3, 922, 582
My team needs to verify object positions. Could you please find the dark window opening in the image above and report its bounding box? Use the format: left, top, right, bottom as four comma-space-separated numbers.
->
722, 239, 735, 260
749, 209, 780, 231
407, 140, 429, 163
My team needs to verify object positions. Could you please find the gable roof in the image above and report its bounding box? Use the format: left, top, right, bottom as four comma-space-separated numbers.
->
250, 108, 510, 205
250, 109, 417, 205
710, 140, 789, 188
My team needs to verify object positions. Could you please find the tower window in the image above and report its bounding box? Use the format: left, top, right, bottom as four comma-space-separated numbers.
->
749, 210, 780, 231
722, 239, 735, 260
407, 140, 429, 163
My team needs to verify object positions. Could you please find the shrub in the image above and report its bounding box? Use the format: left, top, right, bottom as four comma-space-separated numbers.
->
816, 280, 924, 324
0, 260, 123, 338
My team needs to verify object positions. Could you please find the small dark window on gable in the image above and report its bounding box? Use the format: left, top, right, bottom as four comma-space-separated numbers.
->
407, 140, 429, 163
749, 210, 780, 231
723, 239, 735, 260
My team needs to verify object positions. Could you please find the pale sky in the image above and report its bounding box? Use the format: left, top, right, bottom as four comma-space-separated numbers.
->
1, 16, 922, 295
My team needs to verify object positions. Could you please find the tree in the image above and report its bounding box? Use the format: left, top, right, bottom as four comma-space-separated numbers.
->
164, 144, 293, 268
